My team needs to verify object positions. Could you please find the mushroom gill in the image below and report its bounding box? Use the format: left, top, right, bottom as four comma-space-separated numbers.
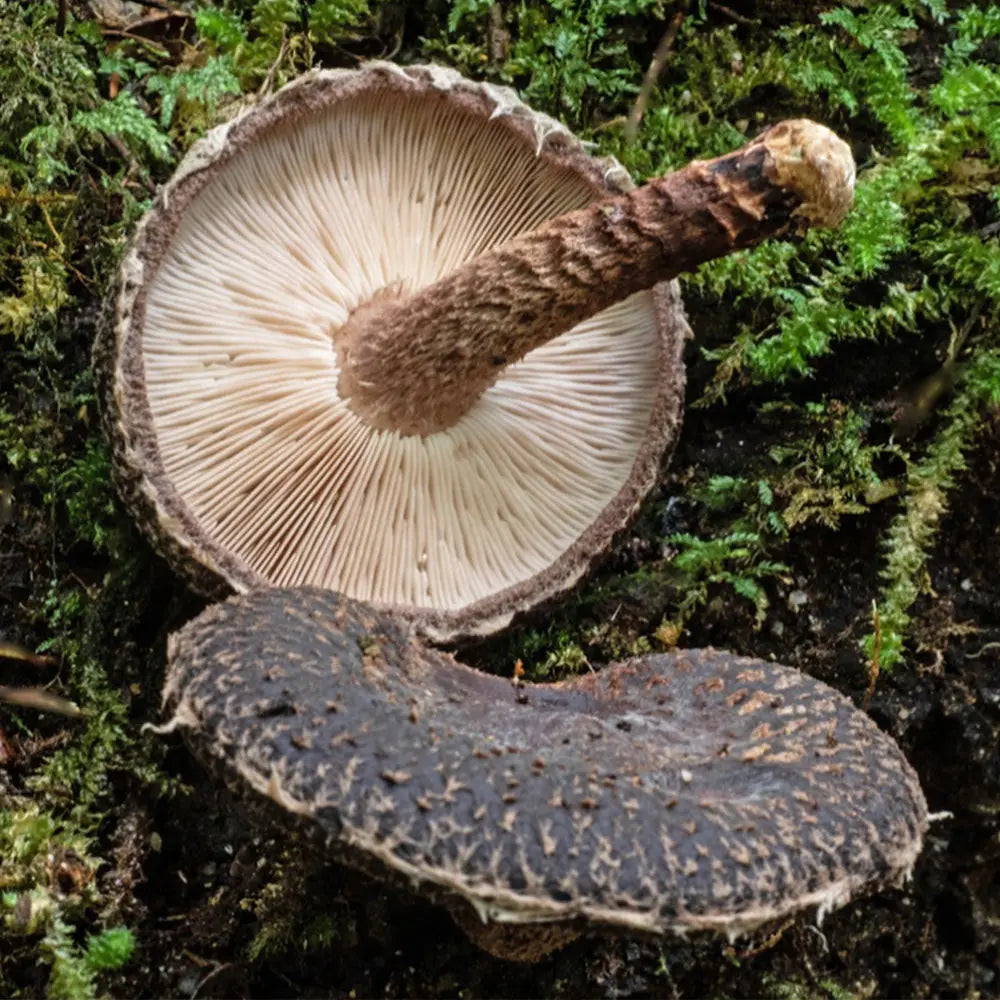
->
98, 62, 853, 641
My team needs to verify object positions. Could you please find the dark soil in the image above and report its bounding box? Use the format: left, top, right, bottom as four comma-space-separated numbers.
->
13, 329, 995, 1000
2, 4, 999, 998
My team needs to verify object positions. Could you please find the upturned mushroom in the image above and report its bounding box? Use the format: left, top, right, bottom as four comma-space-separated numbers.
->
97, 62, 855, 641
160, 586, 928, 962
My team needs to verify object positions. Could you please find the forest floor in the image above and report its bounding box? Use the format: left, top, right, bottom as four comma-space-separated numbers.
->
1, 1, 998, 998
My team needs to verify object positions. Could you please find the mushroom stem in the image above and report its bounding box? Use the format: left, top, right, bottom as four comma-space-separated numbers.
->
336, 118, 854, 437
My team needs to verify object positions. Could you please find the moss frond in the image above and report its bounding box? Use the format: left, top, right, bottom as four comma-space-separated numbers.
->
864, 341, 1000, 668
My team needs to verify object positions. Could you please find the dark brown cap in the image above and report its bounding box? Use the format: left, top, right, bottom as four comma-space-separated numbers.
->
162, 587, 928, 958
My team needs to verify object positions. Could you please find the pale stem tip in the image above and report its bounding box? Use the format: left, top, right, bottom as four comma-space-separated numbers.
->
761, 119, 856, 229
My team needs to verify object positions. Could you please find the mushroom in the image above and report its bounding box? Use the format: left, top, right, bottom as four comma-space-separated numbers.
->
160, 586, 928, 961
97, 62, 855, 641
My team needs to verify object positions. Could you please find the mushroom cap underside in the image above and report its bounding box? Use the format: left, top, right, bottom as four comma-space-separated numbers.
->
163, 587, 929, 940
99, 62, 688, 641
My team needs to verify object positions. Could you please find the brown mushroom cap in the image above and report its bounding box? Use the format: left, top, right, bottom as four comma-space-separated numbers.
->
96, 62, 688, 642
162, 587, 928, 958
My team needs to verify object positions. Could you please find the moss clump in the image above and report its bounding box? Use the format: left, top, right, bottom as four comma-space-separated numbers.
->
864, 347, 1000, 668
1, 808, 135, 1000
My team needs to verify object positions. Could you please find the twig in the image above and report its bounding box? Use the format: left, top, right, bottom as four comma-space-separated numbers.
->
56, 0, 67, 36
708, 2, 755, 27
0, 641, 59, 669
487, 3, 510, 65
382, 27, 403, 61
966, 641, 1000, 659
0, 188, 75, 204
591, 115, 627, 134
0, 684, 83, 718
105, 133, 158, 196
190, 960, 244, 1000
38, 202, 66, 250
625, 3, 688, 143
126, 0, 186, 10
947, 299, 983, 362
258, 35, 290, 98
892, 301, 983, 438
26, 237, 92, 287
97, 28, 172, 57
724, 917, 794, 961
863, 600, 881, 712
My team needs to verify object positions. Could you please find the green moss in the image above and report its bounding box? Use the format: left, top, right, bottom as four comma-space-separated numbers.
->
437, 0, 664, 128
507, 625, 591, 682
765, 402, 895, 530
761, 974, 867, 1000
245, 853, 356, 963
864, 346, 1000, 669
42, 920, 134, 1000
1, 0, 997, 994
667, 530, 789, 630
1, 806, 135, 1000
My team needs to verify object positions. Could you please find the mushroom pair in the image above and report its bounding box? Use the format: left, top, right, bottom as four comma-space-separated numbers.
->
99, 62, 927, 958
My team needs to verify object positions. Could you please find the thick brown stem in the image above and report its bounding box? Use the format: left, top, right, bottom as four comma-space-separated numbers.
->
336, 119, 854, 437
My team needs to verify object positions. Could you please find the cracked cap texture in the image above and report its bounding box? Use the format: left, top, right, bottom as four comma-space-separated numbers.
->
163, 587, 928, 947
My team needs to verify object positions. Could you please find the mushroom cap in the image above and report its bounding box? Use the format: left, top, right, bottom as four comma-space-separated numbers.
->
163, 587, 929, 949
97, 62, 688, 642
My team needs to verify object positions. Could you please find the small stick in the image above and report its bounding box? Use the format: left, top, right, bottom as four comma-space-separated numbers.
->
258, 36, 290, 97
0, 641, 58, 669
0, 685, 83, 718
625, 4, 687, 143
105, 133, 159, 196
98, 28, 172, 56
487, 4, 510, 65
966, 641, 1000, 659
863, 600, 881, 712
127, 0, 185, 10
709, 2, 755, 27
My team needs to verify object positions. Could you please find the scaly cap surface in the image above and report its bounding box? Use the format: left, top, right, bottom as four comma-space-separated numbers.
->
163, 587, 928, 957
